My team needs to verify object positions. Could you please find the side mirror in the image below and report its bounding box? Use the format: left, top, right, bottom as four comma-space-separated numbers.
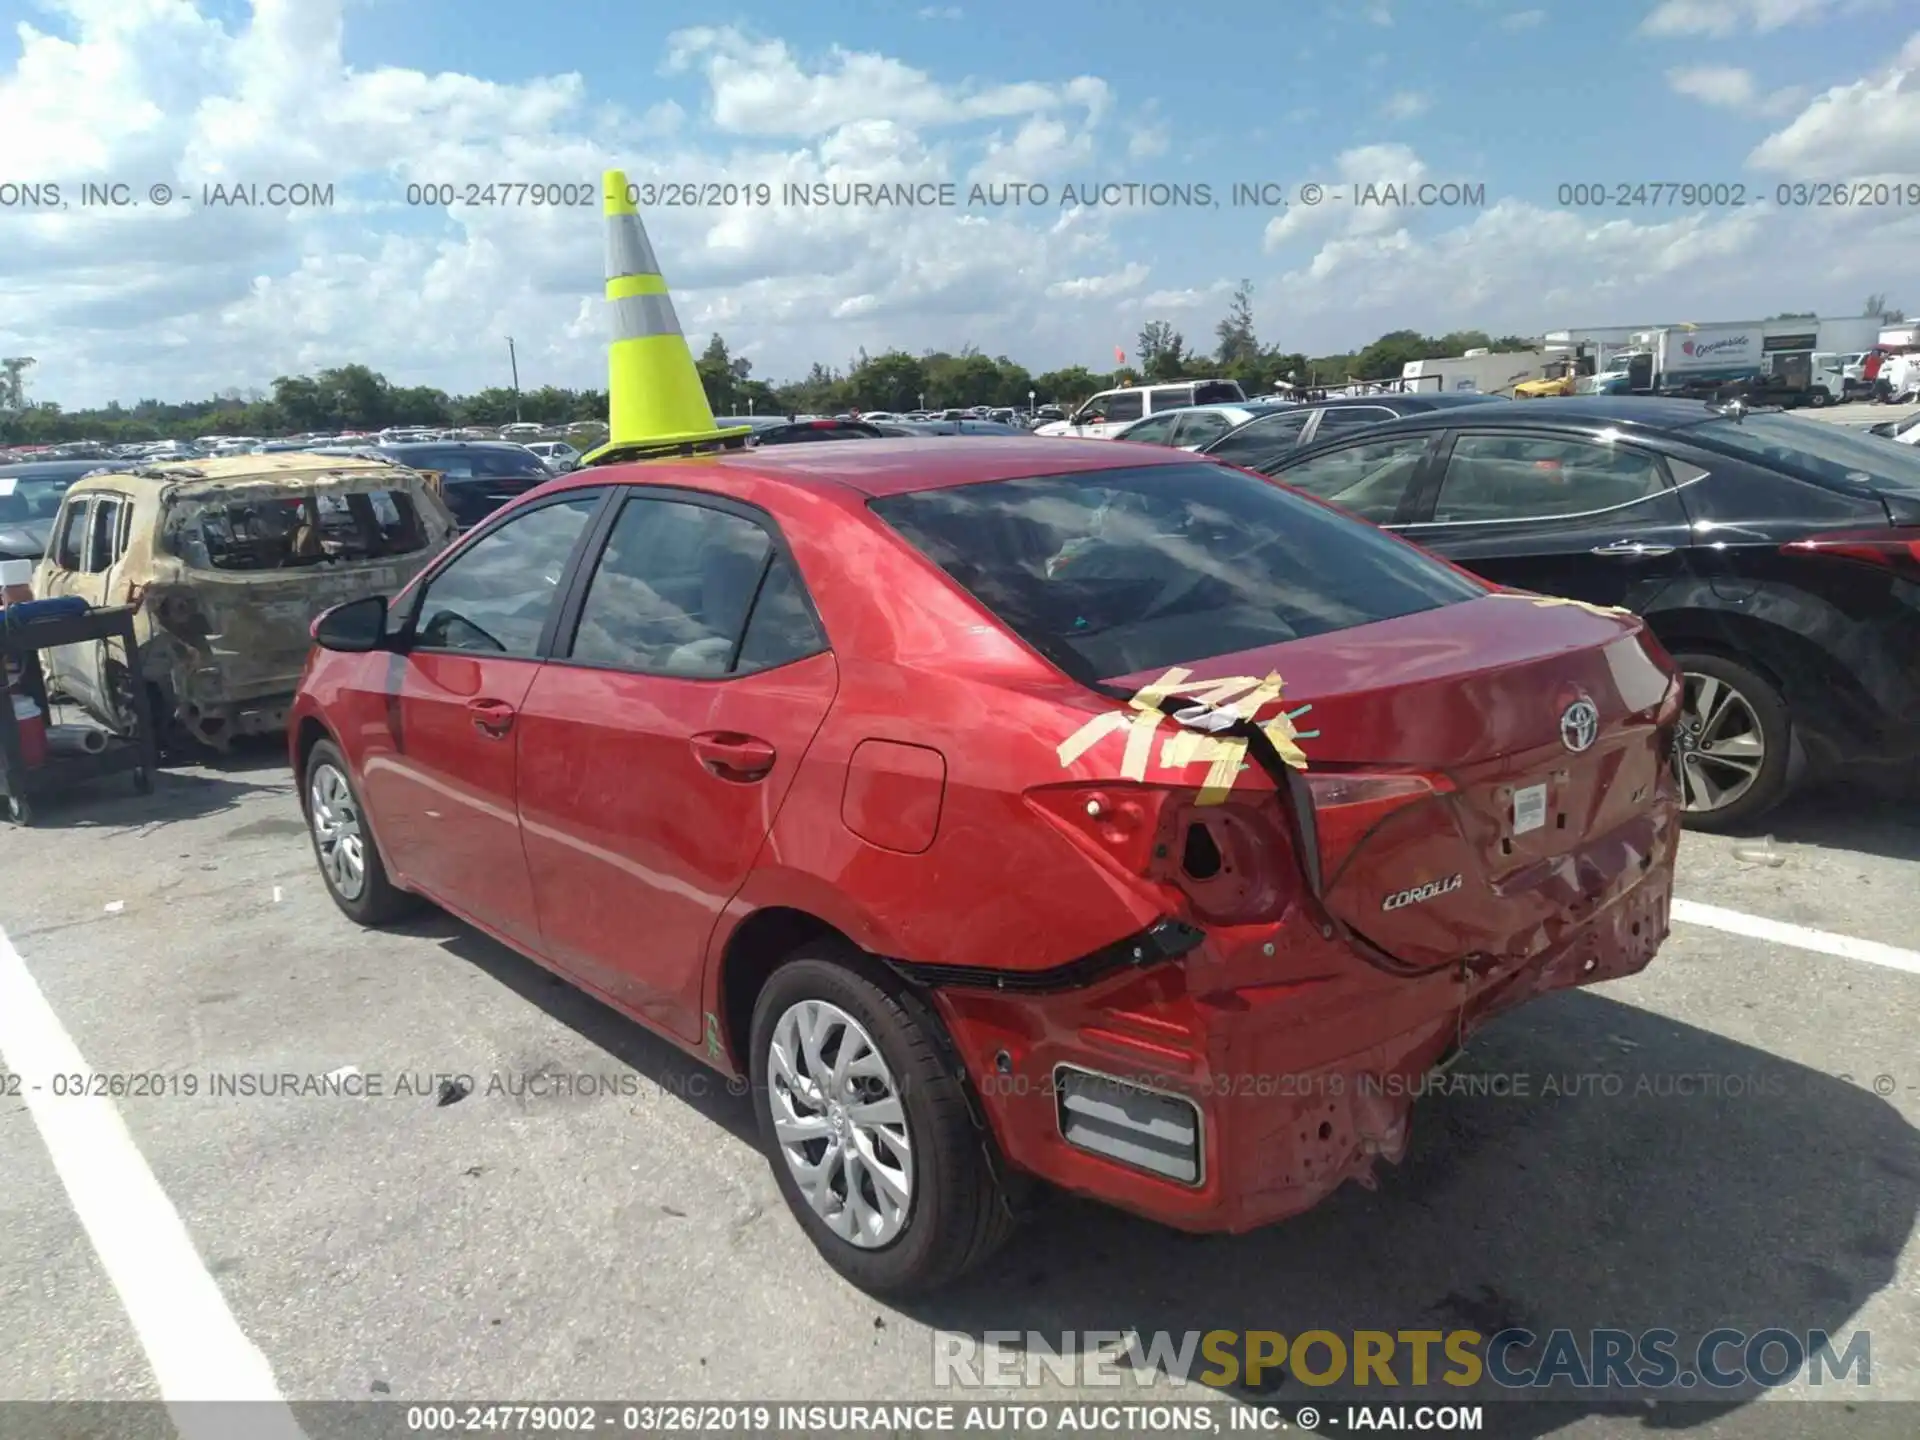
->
312, 595, 390, 652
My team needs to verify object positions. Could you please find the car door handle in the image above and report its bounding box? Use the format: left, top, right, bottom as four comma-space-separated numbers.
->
466, 698, 516, 737
691, 731, 776, 781
1590, 540, 1676, 558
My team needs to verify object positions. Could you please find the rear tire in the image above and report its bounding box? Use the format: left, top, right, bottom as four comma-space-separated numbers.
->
749, 944, 1016, 1296
1669, 652, 1794, 831
302, 739, 419, 924
1809, 387, 1831, 408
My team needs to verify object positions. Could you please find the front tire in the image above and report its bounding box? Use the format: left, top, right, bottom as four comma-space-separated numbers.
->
1669, 652, 1794, 831
749, 945, 1015, 1295
1809, 387, 1831, 408
303, 739, 419, 924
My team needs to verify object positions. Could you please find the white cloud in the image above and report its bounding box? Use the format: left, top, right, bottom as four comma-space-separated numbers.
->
1262, 142, 1439, 248
1639, 0, 1884, 37
1382, 91, 1430, 119
1501, 9, 1546, 28
1127, 122, 1170, 159
1046, 263, 1149, 299
663, 28, 1109, 137
1366, 2, 1394, 25
918, 6, 964, 17
1665, 64, 1806, 114
1747, 33, 1920, 174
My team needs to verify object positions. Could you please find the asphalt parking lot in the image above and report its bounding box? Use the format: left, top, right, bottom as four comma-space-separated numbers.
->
2, 743, 1917, 1440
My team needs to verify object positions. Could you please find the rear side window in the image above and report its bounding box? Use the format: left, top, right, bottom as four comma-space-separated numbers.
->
1270, 436, 1432, 523
396, 447, 549, 480
870, 462, 1484, 681
52, 500, 88, 569
1191, 381, 1245, 406
1431, 435, 1668, 523
1311, 406, 1397, 438
168, 489, 431, 570
1205, 410, 1310, 465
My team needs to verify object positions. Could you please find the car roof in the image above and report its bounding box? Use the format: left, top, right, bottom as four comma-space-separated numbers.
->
559, 435, 1201, 500
1298, 394, 1723, 433
60, 453, 426, 493
376, 439, 533, 452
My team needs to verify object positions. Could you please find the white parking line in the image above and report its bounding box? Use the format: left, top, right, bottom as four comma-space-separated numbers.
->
0, 923, 309, 1438
1673, 898, 1920, 977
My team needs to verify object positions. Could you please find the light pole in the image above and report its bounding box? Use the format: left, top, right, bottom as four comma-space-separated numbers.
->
1028, 387, 1035, 417
506, 336, 522, 423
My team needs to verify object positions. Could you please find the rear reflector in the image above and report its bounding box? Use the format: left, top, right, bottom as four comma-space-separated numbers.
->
1055, 1065, 1202, 1185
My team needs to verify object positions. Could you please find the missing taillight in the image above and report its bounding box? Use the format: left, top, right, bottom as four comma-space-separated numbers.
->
1182, 822, 1223, 880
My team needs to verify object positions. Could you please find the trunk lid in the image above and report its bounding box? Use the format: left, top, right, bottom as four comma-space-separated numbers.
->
1105, 593, 1679, 970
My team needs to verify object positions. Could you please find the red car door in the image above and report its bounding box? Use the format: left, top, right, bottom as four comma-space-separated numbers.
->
515, 492, 838, 1044
360, 491, 604, 950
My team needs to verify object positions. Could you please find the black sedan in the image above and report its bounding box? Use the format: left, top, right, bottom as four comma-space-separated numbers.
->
0, 459, 135, 560
1240, 395, 1920, 828
1199, 391, 1510, 467
370, 441, 555, 529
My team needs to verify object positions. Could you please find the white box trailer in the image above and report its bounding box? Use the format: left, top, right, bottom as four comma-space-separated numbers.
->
1400, 349, 1545, 395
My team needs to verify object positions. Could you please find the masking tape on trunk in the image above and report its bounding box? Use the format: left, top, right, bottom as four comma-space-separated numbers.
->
1486, 591, 1631, 618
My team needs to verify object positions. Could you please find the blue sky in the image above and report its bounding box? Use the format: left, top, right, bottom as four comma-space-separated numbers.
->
2, 0, 1917, 406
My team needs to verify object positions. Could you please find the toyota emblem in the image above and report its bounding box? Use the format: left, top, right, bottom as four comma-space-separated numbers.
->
1560, 698, 1600, 753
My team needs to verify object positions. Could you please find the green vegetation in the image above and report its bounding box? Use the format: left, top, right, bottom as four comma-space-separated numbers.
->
2, 280, 1539, 445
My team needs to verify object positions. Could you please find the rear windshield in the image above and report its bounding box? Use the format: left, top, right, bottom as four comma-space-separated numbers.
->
1687, 412, 1920, 496
169, 489, 429, 571
1191, 380, 1245, 405
869, 462, 1485, 681
393, 447, 549, 479
0, 475, 75, 525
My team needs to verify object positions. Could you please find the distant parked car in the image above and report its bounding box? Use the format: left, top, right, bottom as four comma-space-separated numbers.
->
0, 460, 136, 561
1248, 395, 1920, 828
1111, 402, 1297, 452
370, 441, 557, 529
525, 441, 584, 472
746, 419, 886, 445
1198, 392, 1511, 469
869, 419, 1027, 437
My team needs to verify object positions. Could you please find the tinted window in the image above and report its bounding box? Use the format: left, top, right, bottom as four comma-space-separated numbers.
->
1191, 381, 1245, 406
753, 423, 877, 445
869, 463, 1483, 681
1204, 410, 1311, 465
1688, 412, 1920, 496
1312, 406, 1397, 438
414, 495, 599, 655
53, 501, 87, 569
1270, 437, 1431, 523
568, 498, 804, 677
395, 447, 549, 480
0, 475, 79, 526
1431, 434, 1669, 522
1119, 414, 1181, 445
84, 496, 124, 572
1173, 411, 1235, 449
1102, 391, 1144, 424
736, 556, 827, 670
1147, 386, 1192, 413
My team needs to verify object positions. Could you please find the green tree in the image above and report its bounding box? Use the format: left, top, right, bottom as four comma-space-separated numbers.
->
1214, 280, 1260, 368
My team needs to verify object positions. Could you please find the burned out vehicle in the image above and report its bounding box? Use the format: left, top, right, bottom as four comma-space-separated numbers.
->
32, 454, 457, 749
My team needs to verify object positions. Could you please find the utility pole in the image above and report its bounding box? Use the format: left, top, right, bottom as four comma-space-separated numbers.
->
506, 336, 522, 423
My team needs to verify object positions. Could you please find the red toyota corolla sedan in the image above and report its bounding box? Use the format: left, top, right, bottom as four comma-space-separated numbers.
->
290, 437, 1682, 1294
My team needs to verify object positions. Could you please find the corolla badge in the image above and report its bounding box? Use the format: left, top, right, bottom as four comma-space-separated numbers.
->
1382, 875, 1463, 911
1560, 698, 1600, 753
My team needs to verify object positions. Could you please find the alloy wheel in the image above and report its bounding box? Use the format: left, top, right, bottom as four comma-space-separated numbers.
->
767, 999, 914, 1248
308, 763, 367, 901
1673, 670, 1766, 814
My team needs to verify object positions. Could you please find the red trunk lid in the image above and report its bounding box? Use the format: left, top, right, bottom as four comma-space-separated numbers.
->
1106, 593, 1680, 970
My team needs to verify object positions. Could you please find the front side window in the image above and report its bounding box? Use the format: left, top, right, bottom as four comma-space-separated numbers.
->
1097, 392, 1144, 425
1310, 406, 1397, 439
1431, 434, 1669, 523
870, 462, 1484, 682
413, 495, 600, 656
1173, 411, 1235, 449
1269, 437, 1432, 523
52, 500, 88, 570
567, 497, 823, 677
84, 497, 124, 573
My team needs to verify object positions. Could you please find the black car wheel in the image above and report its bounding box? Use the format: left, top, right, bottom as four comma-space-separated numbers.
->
1669, 652, 1794, 830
